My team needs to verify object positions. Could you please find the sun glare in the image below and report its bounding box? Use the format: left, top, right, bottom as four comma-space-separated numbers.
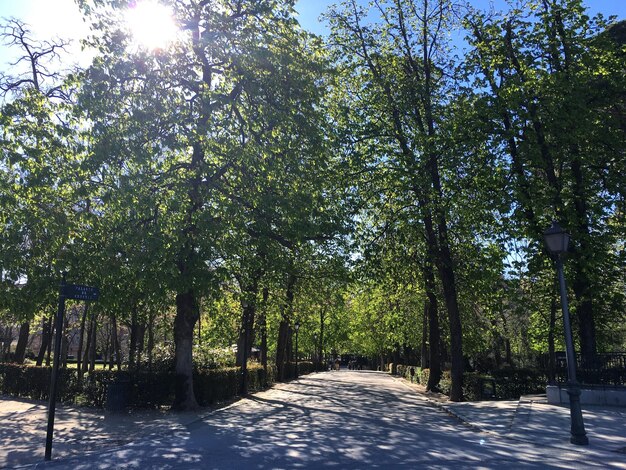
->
125, 1, 178, 50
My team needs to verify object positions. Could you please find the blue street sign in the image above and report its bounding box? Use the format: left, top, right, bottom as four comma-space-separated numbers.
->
62, 284, 100, 301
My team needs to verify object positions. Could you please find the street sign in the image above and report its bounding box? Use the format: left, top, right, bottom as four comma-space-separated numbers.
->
46, 275, 101, 461
62, 284, 100, 301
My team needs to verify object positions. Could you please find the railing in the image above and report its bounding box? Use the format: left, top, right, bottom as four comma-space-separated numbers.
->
549, 352, 626, 386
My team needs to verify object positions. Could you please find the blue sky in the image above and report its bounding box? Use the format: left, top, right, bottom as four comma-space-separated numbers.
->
0, 0, 624, 69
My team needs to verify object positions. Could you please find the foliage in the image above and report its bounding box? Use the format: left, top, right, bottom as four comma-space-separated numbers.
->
0, 364, 79, 402
0, 0, 624, 405
0, 362, 318, 409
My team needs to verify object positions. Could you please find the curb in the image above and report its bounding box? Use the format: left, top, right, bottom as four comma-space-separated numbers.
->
393, 373, 626, 462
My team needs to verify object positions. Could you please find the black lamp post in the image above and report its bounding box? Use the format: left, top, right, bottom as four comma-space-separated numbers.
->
544, 221, 588, 445
295, 321, 300, 379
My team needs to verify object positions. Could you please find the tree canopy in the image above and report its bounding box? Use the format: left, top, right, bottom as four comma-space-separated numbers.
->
0, 0, 624, 405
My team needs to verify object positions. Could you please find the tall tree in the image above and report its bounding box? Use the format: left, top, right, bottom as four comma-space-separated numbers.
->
327, 0, 465, 400
465, 0, 626, 361
77, 0, 345, 408
0, 19, 76, 361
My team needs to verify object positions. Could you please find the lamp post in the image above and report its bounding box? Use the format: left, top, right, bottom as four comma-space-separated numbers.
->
294, 321, 300, 379
544, 221, 588, 445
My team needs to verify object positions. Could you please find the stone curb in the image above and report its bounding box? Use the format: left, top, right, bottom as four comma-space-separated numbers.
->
392, 375, 571, 449
392, 373, 626, 462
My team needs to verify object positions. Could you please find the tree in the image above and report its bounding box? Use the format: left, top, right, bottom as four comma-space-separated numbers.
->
77, 0, 346, 408
0, 19, 75, 363
465, 0, 626, 362
326, 0, 466, 400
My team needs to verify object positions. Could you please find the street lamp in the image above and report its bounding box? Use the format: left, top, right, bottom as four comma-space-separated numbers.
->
544, 221, 588, 445
294, 321, 300, 379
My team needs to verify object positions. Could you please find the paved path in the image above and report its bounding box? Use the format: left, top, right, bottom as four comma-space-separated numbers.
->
9, 370, 619, 469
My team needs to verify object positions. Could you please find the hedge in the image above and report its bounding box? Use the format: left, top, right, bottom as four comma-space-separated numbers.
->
0, 361, 313, 409
387, 364, 548, 401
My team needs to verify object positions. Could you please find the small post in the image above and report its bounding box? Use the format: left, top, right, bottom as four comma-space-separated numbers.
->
45, 272, 67, 461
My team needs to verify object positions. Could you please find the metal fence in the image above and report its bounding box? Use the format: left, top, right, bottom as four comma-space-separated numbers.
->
549, 352, 626, 386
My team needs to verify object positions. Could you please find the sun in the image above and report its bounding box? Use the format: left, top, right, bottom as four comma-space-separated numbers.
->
125, 1, 179, 50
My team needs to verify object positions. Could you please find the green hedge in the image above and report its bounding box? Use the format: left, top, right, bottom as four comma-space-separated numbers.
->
392, 366, 547, 401
0, 364, 80, 402
430, 368, 545, 401
0, 361, 312, 409
397, 364, 422, 383
490, 368, 547, 399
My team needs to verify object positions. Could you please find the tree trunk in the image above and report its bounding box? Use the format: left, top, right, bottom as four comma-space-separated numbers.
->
111, 312, 122, 371
172, 290, 199, 410
433, 204, 463, 402
103, 325, 111, 368
1, 326, 12, 360
236, 301, 257, 366
505, 339, 512, 366
392, 344, 400, 374
36, 316, 52, 366
548, 295, 557, 385
136, 323, 146, 370
129, 304, 138, 370
147, 311, 155, 372
61, 334, 69, 369
425, 264, 442, 392
61, 310, 70, 368
82, 308, 96, 376
570, 158, 596, 364
236, 299, 256, 395
260, 288, 269, 375
319, 307, 326, 370
77, 304, 88, 382
89, 311, 97, 373
14, 322, 30, 364
45, 318, 53, 366
275, 275, 296, 381
197, 307, 202, 344
276, 314, 290, 381
421, 303, 428, 369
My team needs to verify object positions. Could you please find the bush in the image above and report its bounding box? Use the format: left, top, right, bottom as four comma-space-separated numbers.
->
401, 365, 421, 383
193, 345, 236, 370
282, 361, 315, 381
461, 372, 496, 401
430, 368, 547, 401
0, 361, 290, 409
0, 364, 79, 403
490, 368, 547, 399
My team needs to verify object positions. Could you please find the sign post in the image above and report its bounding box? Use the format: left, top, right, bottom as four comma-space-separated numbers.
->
44, 275, 99, 461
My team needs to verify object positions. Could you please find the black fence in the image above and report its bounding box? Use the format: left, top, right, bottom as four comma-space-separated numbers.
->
547, 352, 626, 386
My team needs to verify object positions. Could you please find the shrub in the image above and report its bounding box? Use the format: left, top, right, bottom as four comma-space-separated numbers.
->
461, 372, 496, 401
192, 345, 236, 370
0, 361, 290, 409
83, 369, 120, 407
490, 368, 547, 399
402, 365, 421, 383
430, 368, 547, 401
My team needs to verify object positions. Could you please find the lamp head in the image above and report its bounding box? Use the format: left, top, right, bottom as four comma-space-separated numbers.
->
544, 221, 570, 254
